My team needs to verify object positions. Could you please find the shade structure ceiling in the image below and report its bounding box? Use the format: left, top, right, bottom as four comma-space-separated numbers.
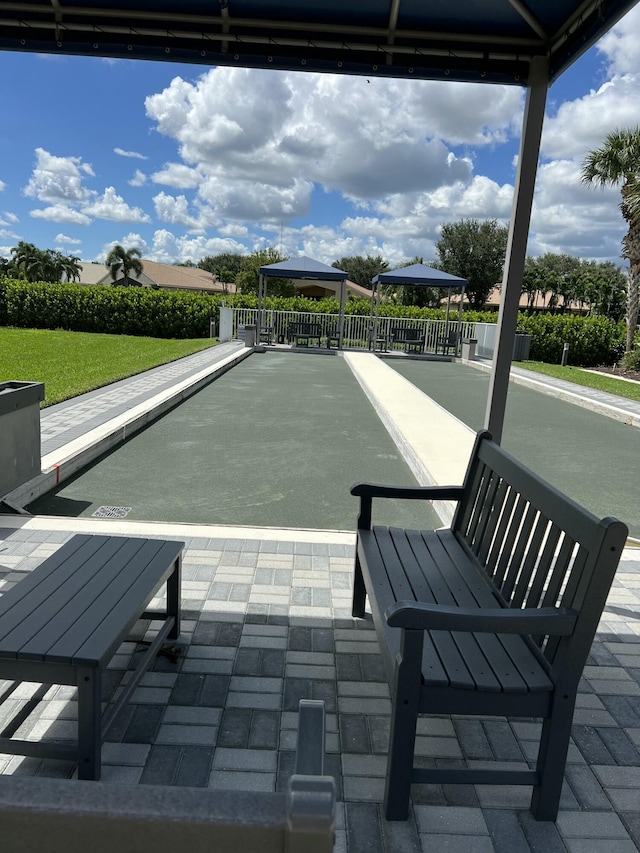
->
0, 0, 637, 87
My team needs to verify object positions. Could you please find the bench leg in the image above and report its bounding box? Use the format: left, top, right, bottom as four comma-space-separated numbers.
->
352, 552, 366, 618
77, 666, 102, 780
531, 697, 574, 820
384, 630, 423, 821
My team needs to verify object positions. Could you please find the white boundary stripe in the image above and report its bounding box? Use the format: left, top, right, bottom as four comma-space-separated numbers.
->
344, 352, 475, 525
0, 513, 355, 545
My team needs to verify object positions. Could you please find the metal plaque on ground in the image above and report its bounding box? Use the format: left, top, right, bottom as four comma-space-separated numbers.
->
92, 506, 132, 519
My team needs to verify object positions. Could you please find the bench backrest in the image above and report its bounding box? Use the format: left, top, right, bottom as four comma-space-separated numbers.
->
452, 431, 628, 681
289, 322, 322, 335
392, 327, 423, 341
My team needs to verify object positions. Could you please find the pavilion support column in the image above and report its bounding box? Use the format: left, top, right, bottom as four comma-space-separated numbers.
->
338, 279, 346, 349
257, 273, 264, 342
484, 55, 549, 444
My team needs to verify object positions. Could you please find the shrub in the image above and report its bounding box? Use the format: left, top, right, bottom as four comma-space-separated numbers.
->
620, 348, 640, 371
516, 313, 625, 367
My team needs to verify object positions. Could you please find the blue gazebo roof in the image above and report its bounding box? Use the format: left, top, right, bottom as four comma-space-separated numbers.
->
372, 263, 467, 287
260, 256, 348, 281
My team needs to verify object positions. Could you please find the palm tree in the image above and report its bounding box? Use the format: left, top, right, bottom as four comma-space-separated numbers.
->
10, 241, 46, 282
56, 253, 82, 283
105, 244, 144, 287
581, 127, 640, 352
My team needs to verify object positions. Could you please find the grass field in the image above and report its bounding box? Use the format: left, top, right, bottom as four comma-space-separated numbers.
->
515, 360, 640, 403
0, 328, 216, 406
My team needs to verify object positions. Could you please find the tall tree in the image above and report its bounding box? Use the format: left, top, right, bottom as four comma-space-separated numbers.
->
581, 126, 640, 351
199, 252, 245, 284
331, 255, 389, 289
105, 244, 144, 287
235, 248, 293, 296
435, 219, 508, 309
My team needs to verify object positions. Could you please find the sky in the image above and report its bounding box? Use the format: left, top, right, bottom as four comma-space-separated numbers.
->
1, 7, 640, 271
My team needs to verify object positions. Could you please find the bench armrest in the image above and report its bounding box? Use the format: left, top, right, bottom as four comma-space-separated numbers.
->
351, 483, 465, 530
385, 601, 578, 636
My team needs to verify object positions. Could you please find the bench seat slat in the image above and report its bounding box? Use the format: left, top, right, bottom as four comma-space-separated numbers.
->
15, 538, 160, 662
59, 540, 182, 667
384, 528, 476, 690
373, 527, 552, 694
435, 531, 553, 693
357, 530, 448, 687
409, 529, 549, 694
0, 535, 104, 647
0, 536, 133, 656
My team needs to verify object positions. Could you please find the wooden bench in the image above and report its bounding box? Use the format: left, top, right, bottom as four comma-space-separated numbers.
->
288, 321, 323, 347
351, 429, 628, 821
0, 699, 335, 853
0, 533, 183, 780
436, 328, 459, 355
391, 327, 425, 353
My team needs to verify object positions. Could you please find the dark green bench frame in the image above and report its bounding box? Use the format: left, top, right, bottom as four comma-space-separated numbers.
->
0, 533, 183, 780
351, 430, 627, 821
391, 327, 425, 353
287, 321, 323, 347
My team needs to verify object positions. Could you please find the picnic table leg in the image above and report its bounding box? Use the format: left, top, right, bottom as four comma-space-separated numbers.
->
77, 666, 102, 780
167, 555, 181, 640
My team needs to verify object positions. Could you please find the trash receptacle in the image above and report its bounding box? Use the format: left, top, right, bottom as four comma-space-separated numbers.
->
513, 331, 531, 361
244, 324, 256, 347
461, 338, 477, 360
0, 380, 44, 495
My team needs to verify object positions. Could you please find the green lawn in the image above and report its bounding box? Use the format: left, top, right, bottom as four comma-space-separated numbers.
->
0, 328, 216, 406
515, 360, 640, 403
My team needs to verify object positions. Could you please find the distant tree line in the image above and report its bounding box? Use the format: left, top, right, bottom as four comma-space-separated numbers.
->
2, 216, 630, 322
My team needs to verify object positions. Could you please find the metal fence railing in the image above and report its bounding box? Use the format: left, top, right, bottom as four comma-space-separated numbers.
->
231, 308, 476, 353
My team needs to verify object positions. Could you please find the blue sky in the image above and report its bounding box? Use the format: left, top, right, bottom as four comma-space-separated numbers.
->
1, 6, 639, 270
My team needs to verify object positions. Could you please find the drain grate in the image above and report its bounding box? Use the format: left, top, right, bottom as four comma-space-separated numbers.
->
92, 505, 132, 519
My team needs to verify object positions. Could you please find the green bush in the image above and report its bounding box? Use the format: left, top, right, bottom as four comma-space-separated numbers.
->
620, 347, 640, 371
0, 279, 628, 364
516, 313, 625, 367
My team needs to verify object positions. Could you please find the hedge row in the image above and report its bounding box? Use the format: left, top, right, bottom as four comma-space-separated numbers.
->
516, 313, 626, 367
0, 279, 627, 366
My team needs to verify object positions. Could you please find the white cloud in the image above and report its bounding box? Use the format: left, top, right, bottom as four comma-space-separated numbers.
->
23, 148, 95, 204
82, 187, 152, 223
128, 170, 147, 187
30, 205, 92, 225
542, 74, 640, 160
1, 212, 18, 224
0, 180, 5, 192
54, 232, 82, 245
114, 147, 147, 160
597, 5, 640, 75
144, 67, 522, 222
146, 229, 247, 264
153, 192, 199, 228
150, 163, 202, 189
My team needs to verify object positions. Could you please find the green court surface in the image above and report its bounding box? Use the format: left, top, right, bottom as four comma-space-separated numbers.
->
29, 352, 441, 531
388, 359, 640, 539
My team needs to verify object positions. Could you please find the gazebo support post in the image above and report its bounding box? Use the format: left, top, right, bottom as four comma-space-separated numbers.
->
338, 278, 347, 348
457, 286, 465, 355
257, 273, 264, 343
484, 55, 548, 444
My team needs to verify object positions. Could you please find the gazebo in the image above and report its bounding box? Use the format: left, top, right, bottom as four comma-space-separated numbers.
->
371, 264, 467, 355
257, 256, 348, 348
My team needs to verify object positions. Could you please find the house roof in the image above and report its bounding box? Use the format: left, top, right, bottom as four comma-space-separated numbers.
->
3, 0, 635, 87
76, 261, 234, 293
